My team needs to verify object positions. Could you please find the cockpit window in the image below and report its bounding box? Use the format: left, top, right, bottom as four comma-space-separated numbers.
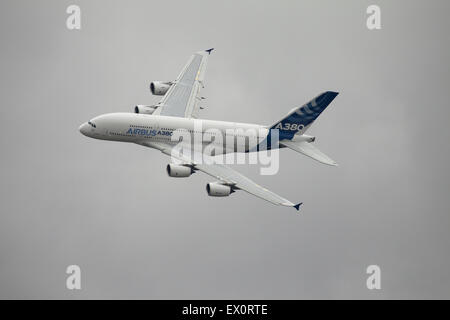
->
88, 121, 97, 128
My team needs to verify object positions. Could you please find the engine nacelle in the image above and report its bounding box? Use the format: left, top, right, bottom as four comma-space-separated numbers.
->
134, 105, 157, 114
166, 164, 193, 178
150, 81, 172, 95
206, 182, 232, 197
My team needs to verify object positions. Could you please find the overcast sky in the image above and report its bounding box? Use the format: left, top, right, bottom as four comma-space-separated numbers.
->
0, 0, 449, 299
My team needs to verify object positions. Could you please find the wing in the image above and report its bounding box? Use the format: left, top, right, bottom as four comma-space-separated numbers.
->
280, 140, 337, 166
140, 141, 302, 211
153, 49, 212, 118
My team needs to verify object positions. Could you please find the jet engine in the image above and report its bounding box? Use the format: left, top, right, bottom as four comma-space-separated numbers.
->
150, 81, 172, 95
134, 105, 157, 114
206, 182, 232, 197
166, 164, 193, 178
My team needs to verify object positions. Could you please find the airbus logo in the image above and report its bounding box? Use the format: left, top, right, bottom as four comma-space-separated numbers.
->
126, 128, 173, 136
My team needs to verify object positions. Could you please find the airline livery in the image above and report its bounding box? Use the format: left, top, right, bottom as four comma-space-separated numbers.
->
79, 49, 339, 210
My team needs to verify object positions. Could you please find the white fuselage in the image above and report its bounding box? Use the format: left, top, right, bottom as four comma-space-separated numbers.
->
79, 113, 276, 154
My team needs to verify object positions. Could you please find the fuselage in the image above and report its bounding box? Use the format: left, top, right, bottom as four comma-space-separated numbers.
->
79, 113, 277, 154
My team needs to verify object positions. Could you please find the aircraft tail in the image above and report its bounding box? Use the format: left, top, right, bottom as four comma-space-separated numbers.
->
270, 91, 339, 140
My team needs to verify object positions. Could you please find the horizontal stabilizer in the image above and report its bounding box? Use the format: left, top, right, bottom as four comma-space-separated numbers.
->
280, 140, 337, 166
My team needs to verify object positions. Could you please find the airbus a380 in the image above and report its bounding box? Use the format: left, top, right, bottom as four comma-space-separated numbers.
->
79, 49, 339, 211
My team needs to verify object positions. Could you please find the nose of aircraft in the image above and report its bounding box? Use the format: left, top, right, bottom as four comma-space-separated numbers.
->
79, 122, 89, 136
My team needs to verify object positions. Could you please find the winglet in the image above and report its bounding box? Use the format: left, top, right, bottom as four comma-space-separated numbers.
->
293, 202, 303, 211
205, 48, 214, 55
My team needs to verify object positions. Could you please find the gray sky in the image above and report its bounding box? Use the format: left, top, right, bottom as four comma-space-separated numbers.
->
0, 0, 449, 299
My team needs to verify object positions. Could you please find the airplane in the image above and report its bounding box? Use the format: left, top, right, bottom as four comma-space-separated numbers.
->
79, 49, 339, 211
